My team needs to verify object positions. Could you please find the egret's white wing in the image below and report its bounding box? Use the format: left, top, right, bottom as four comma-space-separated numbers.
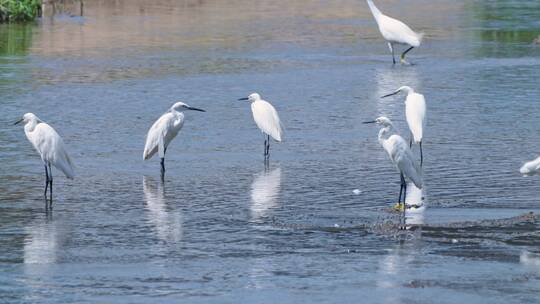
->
405, 93, 426, 143
520, 157, 540, 175
251, 100, 283, 142
378, 15, 422, 47
28, 123, 75, 178
143, 112, 183, 160
385, 135, 422, 188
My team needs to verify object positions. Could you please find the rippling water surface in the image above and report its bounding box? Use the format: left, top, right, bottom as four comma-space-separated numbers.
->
0, 0, 539, 303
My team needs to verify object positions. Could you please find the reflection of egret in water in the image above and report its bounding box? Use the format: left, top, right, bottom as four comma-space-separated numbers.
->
23, 214, 62, 293
520, 251, 540, 270
405, 183, 426, 226
250, 167, 282, 221
142, 177, 182, 243
376, 242, 422, 303
24, 216, 59, 264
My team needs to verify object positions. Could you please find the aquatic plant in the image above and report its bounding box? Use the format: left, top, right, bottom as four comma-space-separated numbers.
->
0, 0, 41, 23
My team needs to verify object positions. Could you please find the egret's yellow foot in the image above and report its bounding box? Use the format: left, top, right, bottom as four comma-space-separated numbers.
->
400, 57, 410, 65
393, 202, 405, 212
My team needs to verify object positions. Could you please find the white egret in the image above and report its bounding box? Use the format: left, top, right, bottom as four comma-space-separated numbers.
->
238, 93, 283, 160
143, 102, 205, 180
520, 156, 540, 175
363, 117, 422, 208
381, 86, 426, 166
14, 113, 75, 204
366, 0, 424, 64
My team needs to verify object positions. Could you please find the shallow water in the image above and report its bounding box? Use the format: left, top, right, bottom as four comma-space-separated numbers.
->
0, 0, 539, 303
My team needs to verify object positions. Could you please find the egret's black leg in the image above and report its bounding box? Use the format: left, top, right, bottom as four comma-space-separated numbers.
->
399, 174, 407, 227
399, 173, 407, 229
267, 136, 270, 158
264, 138, 267, 158
402, 181, 408, 226
160, 157, 165, 181
409, 137, 413, 148
388, 42, 396, 65
48, 163, 53, 207
420, 141, 423, 167
266, 135, 270, 159
401, 46, 414, 63
44, 165, 49, 196
398, 179, 403, 205
403, 181, 407, 208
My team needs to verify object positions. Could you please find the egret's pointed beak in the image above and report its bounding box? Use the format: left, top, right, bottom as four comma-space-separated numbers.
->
13, 118, 23, 125
381, 91, 399, 98
187, 106, 205, 112
238, 97, 249, 101
362, 120, 377, 124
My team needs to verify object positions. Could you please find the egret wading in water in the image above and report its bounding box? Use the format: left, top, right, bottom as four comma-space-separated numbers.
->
143, 102, 205, 181
363, 117, 422, 212
382, 86, 426, 166
520, 156, 540, 175
366, 0, 424, 64
238, 93, 283, 162
14, 113, 75, 205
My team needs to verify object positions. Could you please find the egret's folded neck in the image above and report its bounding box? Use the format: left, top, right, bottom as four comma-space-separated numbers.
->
378, 125, 396, 142
24, 120, 40, 133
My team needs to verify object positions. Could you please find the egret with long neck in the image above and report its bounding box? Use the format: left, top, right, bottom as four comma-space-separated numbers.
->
382, 86, 426, 166
363, 116, 422, 210
143, 102, 205, 181
14, 113, 75, 206
366, 0, 424, 64
238, 93, 283, 162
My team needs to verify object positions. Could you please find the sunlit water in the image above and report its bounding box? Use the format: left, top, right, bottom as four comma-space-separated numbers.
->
0, 0, 539, 303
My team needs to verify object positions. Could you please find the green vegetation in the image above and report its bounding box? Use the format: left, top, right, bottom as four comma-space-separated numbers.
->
0, 0, 41, 23
0, 24, 33, 55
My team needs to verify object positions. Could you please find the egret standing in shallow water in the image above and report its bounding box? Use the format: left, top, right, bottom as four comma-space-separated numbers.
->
382, 86, 426, 166
520, 156, 540, 175
238, 93, 283, 161
143, 102, 205, 181
366, 0, 424, 64
363, 117, 422, 210
14, 113, 75, 205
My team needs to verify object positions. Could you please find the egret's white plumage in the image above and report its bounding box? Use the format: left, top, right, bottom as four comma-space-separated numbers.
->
143, 102, 205, 178
17, 113, 75, 178
382, 86, 426, 165
520, 157, 540, 175
249, 93, 282, 142
15, 113, 74, 203
239, 93, 283, 159
365, 116, 422, 188
382, 135, 422, 189
404, 88, 426, 144
143, 109, 184, 160
25, 120, 75, 179
364, 117, 422, 219
377, 120, 423, 189
367, 0, 423, 64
